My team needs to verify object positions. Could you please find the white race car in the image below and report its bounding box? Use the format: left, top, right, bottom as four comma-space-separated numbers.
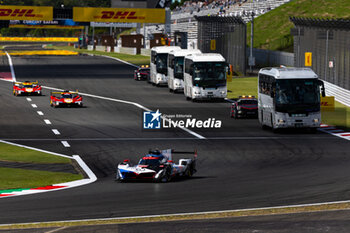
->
116, 149, 197, 182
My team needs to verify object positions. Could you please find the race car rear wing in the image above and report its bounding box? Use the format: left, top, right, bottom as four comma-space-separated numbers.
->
50, 90, 79, 95
161, 149, 198, 161
14, 81, 39, 86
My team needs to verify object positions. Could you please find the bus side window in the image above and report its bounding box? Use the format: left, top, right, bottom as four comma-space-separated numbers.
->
184, 59, 192, 74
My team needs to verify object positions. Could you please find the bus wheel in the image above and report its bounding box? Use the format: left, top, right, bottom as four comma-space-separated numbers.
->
309, 128, 317, 134
186, 96, 191, 101
261, 124, 268, 130
169, 88, 173, 92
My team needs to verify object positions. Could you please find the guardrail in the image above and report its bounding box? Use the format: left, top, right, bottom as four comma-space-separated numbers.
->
323, 80, 350, 107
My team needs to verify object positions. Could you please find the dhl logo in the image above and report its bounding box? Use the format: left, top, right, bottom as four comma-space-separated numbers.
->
94, 11, 145, 20
0, 9, 42, 18
321, 102, 330, 106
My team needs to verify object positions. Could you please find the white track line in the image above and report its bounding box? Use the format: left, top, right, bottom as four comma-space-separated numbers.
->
52, 129, 61, 135
41, 85, 206, 140
5, 52, 16, 82
6, 197, 350, 228
44, 119, 52, 125
26, 98, 32, 102
0, 140, 72, 159
31, 104, 37, 108
37, 111, 44, 116
61, 141, 70, 147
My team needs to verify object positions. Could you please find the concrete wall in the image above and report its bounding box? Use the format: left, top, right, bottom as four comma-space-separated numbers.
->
141, 48, 151, 56
251, 48, 294, 67
114, 47, 137, 55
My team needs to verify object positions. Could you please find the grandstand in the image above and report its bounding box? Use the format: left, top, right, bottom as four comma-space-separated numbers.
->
141, 0, 291, 49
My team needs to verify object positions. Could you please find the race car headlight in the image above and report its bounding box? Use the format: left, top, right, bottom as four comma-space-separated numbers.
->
137, 73, 141, 77
56, 101, 60, 105
313, 118, 319, 123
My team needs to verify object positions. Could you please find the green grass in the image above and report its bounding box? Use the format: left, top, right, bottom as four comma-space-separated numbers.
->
0, 142, 71, 164
227, 77, 258, 99
49, 45, 150, 66
0, 167, 82, 190
248, 0, 350, 51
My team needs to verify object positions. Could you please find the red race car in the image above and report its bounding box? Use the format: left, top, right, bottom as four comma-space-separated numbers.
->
230, 95, 258, 119
13, 81, 42, 96
50, 90, 83, 108
134, 65, 150, 81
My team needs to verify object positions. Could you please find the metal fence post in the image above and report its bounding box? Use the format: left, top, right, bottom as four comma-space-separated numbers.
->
325, 29, 329, 81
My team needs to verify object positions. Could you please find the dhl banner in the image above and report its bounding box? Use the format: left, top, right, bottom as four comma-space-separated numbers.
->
73, 7, 165, 23
0, 37, 78, 42
0, 6, 53, 21
0, 50, 78, 56
321, 96, 335, 111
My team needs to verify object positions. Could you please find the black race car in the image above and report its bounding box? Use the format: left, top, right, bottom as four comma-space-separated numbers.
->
134, 65, 150, 81
230, 96, 258, 119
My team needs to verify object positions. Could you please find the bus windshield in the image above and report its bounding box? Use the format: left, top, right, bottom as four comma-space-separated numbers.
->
275, 79, 320, 112
156, 54, 168, 75
174, 57, 184, 79
193, 62, 226, 87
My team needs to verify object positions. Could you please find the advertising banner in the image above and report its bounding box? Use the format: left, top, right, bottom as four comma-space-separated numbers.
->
0, 6, 53, 21
90, 22, 137, 28
9, 19, 87, 29
73, 7, 165, 23
321, 96, 335, 111
0, 37, 78, 42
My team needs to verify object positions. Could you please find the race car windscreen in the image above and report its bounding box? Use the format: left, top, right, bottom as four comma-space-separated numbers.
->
62, 94, 73, 98
238, 100, 257, 105
23, 84, 33, 88
139, 159, 160, 166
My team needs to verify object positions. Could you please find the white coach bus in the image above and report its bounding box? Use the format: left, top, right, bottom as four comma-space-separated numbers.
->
258, 67, 325, 131
150, 46, 181, 86
168, 49, 201, 93
183, 53, 228, 100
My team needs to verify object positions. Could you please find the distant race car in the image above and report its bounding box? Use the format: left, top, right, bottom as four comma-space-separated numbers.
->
134, 65, 150, 81
13, 81, 42, 96
116, 149, 197, 182
230, 95, 258, 119
50, 90, 83, 108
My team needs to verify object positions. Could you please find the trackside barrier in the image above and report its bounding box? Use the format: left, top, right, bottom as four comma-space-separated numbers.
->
323, 80, 350, 107
0, 37, 78, 42
141, 48, 151, 56
95, 45, 105, 52
115, 47, 137, 55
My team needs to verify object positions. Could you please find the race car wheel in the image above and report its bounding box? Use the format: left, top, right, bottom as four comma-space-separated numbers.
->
115, 170, 122, 182
185, 168, 192, 177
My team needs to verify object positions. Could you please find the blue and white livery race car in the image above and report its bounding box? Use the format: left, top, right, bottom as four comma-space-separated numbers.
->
116, 149, 197, 182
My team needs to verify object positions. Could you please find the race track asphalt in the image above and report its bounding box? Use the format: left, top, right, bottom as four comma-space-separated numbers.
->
0, 53, 350, 225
